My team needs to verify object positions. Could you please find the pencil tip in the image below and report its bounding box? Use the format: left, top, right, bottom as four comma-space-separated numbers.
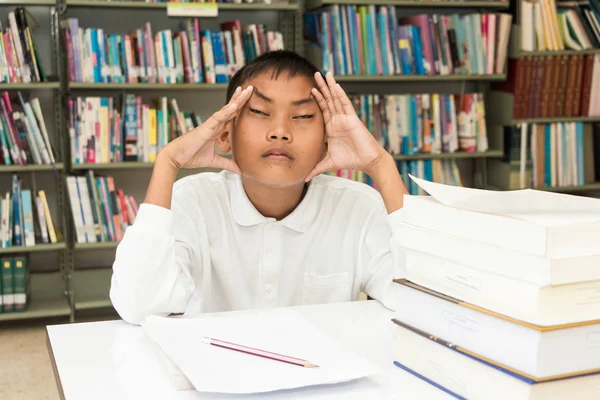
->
305, 362, 319, 368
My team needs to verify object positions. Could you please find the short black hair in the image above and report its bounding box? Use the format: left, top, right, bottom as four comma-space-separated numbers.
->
226, 50, 321, 103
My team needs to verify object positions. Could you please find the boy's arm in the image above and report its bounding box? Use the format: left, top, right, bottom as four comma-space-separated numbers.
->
306, 71, 409, 212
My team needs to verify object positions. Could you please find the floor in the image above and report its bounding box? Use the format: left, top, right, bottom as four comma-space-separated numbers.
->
0, 322, 61, 400
0, 312, 118, 400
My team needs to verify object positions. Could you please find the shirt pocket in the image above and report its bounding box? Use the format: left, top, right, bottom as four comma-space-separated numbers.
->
302, 271, 351, 305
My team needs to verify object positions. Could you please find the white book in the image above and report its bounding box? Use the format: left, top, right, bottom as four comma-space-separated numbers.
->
66, 176, 87, 243
400, 176, 600, 258
77, 176, 97, 243
31, 98, 55, 164
391, 280, 600, 378
404, 249, 600, 326
395, 221, 600, 286
393, 322, 600, 400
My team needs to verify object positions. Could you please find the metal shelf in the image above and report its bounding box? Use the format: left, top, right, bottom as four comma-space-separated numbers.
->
72, 162, 154, 170
72, 268, 115, 311
65, 0, 299, 10
0, 272, 70, 322
0, 242, 67, 254
74, 241, 120, 250
0, 163, 64, 173
393, 150, 503, 161
0, 82, 60, 90
335, 74, 507, 82
0, 0, 55, 5
69, 82, 228, 90
512, 116, 600, 124
306, 0, 509, 8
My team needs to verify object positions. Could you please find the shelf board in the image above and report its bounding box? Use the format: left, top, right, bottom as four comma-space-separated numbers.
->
534, 183, 600, 193
72, 268, 114, 311
0, 82, 60, 90
0, 163, 64, 173
335, 74, 506, 82
0, 297, 71, 322
393, 150, 503, 161
512, 116, 600, 124
306, 0, 508, 8
65, 0, 299, 10
0, 242, 67, 254
69, 82, 228, 90
0, 272, 70, 322
519, 49, 600, 56
0, 0, 55, 4
74, 241, 119, 250
72, 162, 154, 170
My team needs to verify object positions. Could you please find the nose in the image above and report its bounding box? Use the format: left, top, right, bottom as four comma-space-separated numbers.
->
266, 117, 293, 142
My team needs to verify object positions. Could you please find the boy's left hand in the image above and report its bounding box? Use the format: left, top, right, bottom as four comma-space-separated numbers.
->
304, 71, 389, 182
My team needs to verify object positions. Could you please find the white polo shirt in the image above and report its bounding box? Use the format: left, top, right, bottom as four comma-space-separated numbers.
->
110, 170, 406, 324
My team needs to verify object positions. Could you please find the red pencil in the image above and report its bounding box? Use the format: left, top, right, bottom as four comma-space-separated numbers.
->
202, 337, 319, 368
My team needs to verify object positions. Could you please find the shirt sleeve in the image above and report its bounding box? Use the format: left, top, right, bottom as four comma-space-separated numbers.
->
109, 198, 201, 325
359, 205, 407, 311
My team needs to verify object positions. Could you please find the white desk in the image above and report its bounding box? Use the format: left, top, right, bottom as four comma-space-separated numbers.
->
46, 300, 451, 399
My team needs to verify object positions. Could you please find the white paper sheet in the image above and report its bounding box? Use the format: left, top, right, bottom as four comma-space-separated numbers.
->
141, 309, 382, 394
409, 174, 600, 215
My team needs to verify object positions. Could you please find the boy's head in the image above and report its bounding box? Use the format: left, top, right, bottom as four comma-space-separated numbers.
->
217, 50, 326, 189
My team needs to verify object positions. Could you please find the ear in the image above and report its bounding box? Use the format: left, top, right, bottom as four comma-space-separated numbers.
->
321, 141, 328, 160
216, 121, 233, 153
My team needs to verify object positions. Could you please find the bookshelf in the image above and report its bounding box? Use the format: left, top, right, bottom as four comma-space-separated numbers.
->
487, 0, 600, 193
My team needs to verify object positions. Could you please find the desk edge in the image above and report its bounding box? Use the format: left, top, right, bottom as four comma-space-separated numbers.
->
46, 327, 67, 400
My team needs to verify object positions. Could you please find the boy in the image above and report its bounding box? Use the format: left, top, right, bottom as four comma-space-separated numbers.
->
110, 50, 408, 325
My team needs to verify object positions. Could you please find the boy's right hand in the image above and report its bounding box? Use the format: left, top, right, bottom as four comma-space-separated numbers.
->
160, 85, 254, 174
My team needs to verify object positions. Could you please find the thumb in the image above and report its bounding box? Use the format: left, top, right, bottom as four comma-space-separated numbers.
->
305, 159, 335, 182
212, 154, 242, 176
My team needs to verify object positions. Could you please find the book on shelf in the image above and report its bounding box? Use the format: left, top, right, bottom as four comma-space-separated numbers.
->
493, 53, 600, 118
520, 0, 600, 51
350, 93, 488, 157
487, 122, 598, 190
0, 255, 28, 313
68, 95, 201, 164
328, 159, 463, 195
303, 6, 512, 76
389, 176, 600, 399
66, 171, 138, 244
0, 7, 47, 84
60, 17, 284, 85
0, 174, 60, 248
0, 91, 56, 166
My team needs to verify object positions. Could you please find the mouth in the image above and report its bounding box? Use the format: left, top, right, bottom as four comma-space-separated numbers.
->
261, 148, 294, 160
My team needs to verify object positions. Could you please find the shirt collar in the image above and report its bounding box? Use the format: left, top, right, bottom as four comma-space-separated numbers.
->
231, 174, 319, 233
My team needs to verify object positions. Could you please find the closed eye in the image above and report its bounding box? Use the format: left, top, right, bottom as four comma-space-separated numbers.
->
250, 108, 269, 116
293, 114, 314, 120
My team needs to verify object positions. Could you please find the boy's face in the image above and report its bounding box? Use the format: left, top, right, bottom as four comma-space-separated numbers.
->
220, 71, 325, 188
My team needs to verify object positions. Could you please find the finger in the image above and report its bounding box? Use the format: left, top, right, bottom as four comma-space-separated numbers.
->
304, 158, 335, 182
314, 72, 336, 116
334, 83, 356, 115
325, 72, 343, 114
207, 86, 253, 129
311, 88, 331, 125
212, 154, 242, 175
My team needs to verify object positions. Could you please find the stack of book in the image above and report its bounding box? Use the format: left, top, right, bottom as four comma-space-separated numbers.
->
68, 95, 201, 164
0, 7, 47, 84
488, 122, 598, 190
389, 176, 600, 399
1, 174, 59, 248
304, 7, 512, 76
66, 171, 138, 244
0, 255, 28, 313
350, 93, 488, 156
61, 18, 284, 84
0, 91, 56, 166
